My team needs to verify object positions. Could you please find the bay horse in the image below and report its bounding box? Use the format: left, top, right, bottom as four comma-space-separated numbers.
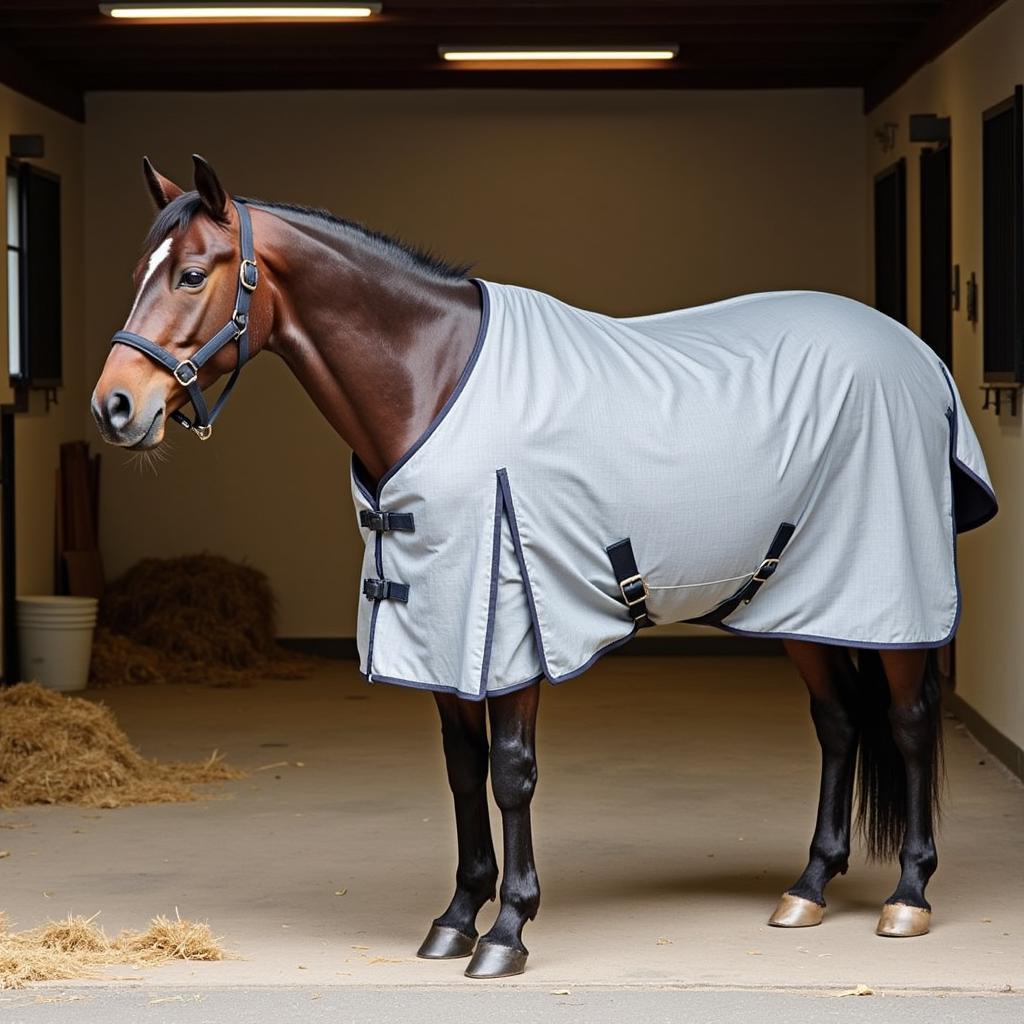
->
92, 156, 997, 979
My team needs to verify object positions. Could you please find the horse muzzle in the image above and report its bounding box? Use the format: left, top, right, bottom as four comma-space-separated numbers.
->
91, 389, 165, 449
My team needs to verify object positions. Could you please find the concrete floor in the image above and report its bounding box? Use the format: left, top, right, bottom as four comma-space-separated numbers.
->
1, 987, 1021, 1024
0, 656, 1021, 1003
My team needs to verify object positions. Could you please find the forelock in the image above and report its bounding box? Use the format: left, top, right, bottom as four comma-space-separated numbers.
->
141, 191, 205, 259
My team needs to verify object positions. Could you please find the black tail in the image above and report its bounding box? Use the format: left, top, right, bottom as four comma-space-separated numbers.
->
853, 649, 944, 862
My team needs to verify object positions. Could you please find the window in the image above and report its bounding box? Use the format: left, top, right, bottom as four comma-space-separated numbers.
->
4, 160, 62, 389
5, 163, 22, 381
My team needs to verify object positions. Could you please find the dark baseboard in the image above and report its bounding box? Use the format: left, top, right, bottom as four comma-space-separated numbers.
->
946, 690, 1024, 783
615, 635, 785, 656
279, 634, 784, 661
279, 637, 360, 660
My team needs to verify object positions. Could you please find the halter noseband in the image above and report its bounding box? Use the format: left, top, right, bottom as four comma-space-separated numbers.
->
110, 199, 258, 441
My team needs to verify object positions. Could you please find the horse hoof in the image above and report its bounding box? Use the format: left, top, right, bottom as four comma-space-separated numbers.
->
416, 924, 477, 959
768, 893, 825, 928
876, 902, 931, 937
464, 941, 528, 979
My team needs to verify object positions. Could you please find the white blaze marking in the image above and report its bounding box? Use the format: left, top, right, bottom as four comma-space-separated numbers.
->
123, 236, 173, 327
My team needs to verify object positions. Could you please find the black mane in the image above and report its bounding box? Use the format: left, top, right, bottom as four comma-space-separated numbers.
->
142, 191, 471, 282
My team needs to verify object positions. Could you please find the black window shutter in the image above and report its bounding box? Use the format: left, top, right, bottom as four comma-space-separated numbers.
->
982, 86, 1024, 384
920, 144, 952, 368
874, 159, 907, 324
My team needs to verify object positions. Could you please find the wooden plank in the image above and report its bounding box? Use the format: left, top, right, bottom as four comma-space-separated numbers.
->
63, 550, 105, 600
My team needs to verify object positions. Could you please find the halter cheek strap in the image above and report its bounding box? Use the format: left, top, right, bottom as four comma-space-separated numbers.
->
110, 199, 258, 441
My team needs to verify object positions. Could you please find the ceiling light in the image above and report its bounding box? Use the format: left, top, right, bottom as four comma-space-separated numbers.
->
100, 3, 381, 20
439, 46, 678, 63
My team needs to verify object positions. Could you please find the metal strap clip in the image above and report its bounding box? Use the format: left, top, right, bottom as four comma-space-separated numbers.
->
751, 557, 780, 584
618, 573, 650, 608
173, 359, 199, 386
359, 509, 416, 533
362, 577, 410, 603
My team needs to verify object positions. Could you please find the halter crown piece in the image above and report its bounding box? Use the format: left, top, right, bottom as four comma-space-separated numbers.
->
110, 199, 258, 441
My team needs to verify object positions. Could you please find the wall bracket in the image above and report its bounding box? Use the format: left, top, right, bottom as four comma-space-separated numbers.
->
980, 383, 1022, 416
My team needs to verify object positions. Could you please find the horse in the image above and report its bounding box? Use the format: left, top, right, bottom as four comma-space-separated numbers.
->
92, 155, 998, 980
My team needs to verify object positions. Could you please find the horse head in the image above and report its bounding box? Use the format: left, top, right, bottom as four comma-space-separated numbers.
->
92, 155, 266, 448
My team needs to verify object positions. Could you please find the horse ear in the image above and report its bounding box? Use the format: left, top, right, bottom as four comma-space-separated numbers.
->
142, 156, 183, 210
192, 154, 230, 222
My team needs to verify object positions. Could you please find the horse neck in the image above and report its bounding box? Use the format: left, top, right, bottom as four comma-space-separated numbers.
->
252, 206, 482, 484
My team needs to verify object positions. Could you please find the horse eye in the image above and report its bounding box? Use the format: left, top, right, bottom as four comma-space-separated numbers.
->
179, 269, 206, 289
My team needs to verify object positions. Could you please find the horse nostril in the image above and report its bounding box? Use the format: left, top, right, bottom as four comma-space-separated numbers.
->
105, 390, 133, 431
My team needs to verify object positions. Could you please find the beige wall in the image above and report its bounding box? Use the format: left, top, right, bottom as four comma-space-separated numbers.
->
866, 0, 1024, 749
0, 84, 85, 602
83, 88, 866, 638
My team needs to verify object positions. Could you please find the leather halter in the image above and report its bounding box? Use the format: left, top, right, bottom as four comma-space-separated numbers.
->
110, 199, 258, 441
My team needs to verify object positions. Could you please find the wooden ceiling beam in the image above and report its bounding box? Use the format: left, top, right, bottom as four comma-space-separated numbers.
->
864, 0, 1010, 109
0, 44, 84, 121
2, 0, 982, 118
76, 66, 864, 90
0, 3, 941, 29
7, 23, 912, 50
0, 0, 943, 8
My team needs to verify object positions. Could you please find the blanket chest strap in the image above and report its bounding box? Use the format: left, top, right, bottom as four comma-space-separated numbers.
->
360, 510, 416, 533
363, 578, 410, 603
605, 538, 653, 629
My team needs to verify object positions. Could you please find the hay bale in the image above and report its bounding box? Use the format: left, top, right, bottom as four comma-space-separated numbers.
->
91, 554, 313, 688
0, 912, 231, 990
0, 683, 242, 809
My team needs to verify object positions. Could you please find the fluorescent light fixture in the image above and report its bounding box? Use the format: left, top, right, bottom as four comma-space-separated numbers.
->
440, 46, 678, 63
100, 3, 380, 20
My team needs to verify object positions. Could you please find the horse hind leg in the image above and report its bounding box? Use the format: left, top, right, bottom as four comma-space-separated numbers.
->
417, 693, 498, 960
870, 648, 941, 938
769, 639, 859, 928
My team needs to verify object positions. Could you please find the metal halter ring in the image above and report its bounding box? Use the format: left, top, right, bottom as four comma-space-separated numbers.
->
193, 424, 213, 441
173, 359, 199, 386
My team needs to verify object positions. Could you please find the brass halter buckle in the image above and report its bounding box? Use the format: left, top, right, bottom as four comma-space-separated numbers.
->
173, 359, 199, 387
239, 259, 258, 292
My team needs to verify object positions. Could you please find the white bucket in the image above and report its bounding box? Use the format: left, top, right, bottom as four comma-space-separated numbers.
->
16, 596, 99, 692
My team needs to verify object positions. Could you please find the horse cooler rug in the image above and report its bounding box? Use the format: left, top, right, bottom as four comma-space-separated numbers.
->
352, 283, 997, 700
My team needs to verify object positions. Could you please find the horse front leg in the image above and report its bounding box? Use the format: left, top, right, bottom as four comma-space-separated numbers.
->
464, 682, 540, 979
875, 649, 941, 938
769, 639, 859, 928
417, 693, 498, 960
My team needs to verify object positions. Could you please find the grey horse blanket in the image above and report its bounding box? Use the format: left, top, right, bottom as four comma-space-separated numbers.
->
352, 282, 997, 700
